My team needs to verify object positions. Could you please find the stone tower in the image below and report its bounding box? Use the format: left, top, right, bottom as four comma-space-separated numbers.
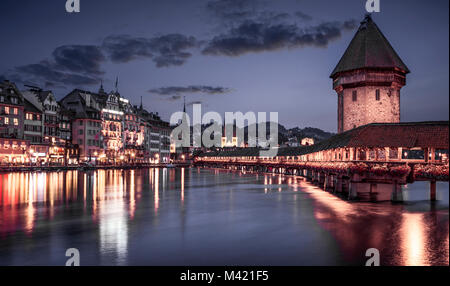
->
331, 15, 410, 133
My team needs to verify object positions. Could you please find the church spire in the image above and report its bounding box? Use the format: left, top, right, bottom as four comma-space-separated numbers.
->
99, 80, 105, 94
183, 96, 186, 113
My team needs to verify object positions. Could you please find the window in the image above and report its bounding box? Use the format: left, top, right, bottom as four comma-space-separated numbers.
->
375, 89, 380, 101
13, 118, 18, 126
5, 117, 9, 125
352, 91, 357, 102
79, 121, 83, 126
5, 107, 9, 114
78, 129, 83, 135
13, 108, 18, 115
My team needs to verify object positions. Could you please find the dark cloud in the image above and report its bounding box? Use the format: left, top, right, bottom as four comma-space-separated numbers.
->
102, 34, 197, 67
295, 11, 313, 21
342, 19, 358, 30
52, 45, 105, 75
148, 85, 231, 96
187, 100, 203, 106
206, 0, 259, 22
2, 44, 105, 88
14, 60, 100, 86
202, 20, 356, 56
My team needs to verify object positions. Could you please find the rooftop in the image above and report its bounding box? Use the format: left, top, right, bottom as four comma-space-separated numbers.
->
330, 14, 410, 78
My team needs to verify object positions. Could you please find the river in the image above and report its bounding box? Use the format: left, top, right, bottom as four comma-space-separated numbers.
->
0, 168, 448, 266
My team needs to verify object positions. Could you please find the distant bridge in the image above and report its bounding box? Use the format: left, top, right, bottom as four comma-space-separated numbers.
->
195, 122, 449, 202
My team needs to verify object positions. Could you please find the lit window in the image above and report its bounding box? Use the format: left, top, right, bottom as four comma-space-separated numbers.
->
5, 117, 9, 124
13, 108, 18, 115
5, 107, 9, 114
14, 118, 18, 126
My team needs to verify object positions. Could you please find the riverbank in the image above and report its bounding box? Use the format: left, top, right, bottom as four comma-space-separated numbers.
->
0, 162, 192, 173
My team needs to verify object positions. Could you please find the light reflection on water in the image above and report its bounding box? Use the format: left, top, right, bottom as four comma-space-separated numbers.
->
0, 168, 448, 266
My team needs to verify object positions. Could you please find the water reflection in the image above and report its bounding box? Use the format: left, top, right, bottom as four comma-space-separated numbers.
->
0, 169, 448, 266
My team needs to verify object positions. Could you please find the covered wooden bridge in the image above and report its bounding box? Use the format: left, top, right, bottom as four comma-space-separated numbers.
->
194, 122, 449, 202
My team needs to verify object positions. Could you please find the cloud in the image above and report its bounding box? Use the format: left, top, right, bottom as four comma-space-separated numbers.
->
102, 34, 198, 67
187, 100, 203, 106
148, 85, 232, 96
202, 20, 356, 56
52, 45, 105, 75
206, 0, 259, 22
14, 60, 101, 86
2, 44, 106, 88
295, 11, 313, 21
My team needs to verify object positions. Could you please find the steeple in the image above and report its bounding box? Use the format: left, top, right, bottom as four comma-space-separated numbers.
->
99, 80, 105, 94
140, 96, 143, 110
331, 15, 409, 133
115, 76, 119, 93
330, 14, 410, 78
183, 96, 186, 113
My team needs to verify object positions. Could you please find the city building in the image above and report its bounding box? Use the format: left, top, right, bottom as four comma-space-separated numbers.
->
331, 14, 410, 133
0, 80, 25, 139
301, 137, 315, 146
0, 80, 28, 164
57, 84, 172, 165
60, 89, 103, 163
22, 87, 65, 163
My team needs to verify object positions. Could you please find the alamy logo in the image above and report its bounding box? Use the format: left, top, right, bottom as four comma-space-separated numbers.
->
365, 0, 380, 13
66, 0, 80, 13
365, 248, 380, 266
65, 248, 80, 266
170, 104, 279, 157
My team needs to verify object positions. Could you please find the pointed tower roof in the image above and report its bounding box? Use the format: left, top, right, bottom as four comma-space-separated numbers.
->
330, 14, 410, 78
99, 80, 105, 94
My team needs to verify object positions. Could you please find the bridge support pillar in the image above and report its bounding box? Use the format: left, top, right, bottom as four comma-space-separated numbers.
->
430, 181, 437, 201
391, 183, 403, 203
323, 174, 332, 190
312, 171, 318, 183
369, 183, 377, 193
306, 170, 312, 181
348, 181, 359, 200
334, 176, 342, 193
318, 172, 325, 186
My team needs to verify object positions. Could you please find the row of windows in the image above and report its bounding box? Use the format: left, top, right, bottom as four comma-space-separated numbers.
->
352, 89, 384, 102
77, 139, 102, 147
2, 117, 19, 125
24, 125, 42, 132
1, 106, 19, 115
26, 113, 41, 121
44, 127, 58, 136
79, 120, 101, 127
24, 135, 42, 143
0, 95, 19, 104
44, 104, 58, 112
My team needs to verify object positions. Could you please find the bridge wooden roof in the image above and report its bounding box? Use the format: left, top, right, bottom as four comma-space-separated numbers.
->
199, 121, 449, 157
